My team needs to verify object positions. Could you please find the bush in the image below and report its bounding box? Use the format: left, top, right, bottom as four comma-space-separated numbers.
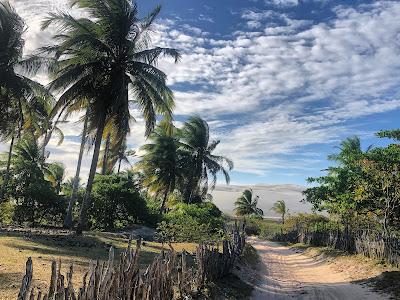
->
88, 174, 148, 230
142, 196, 162, 228
0, 201, 15, 225
9, 165, 65, 226
157, 202, 224, 242
244, 218, 261, 236
282, 213, 333, 232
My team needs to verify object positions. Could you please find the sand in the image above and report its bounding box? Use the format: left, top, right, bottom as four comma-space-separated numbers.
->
249, 238, 389, 300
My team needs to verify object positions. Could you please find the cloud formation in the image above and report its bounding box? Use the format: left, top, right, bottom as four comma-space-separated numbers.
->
6, 0, 400, 182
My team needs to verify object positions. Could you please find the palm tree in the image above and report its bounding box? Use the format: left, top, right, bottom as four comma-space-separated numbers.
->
328, 136, 370, 164
46, 162, 66, 194
234, 189, 264, 217
179, 116, 233, 203
25, 93, 66, 159
1, 134, 53, 181
115, 143, 136, 174
99, 137, 135, 174
0, 1, 49, 201
136, 120, 183, 213
64, 107, 89, 229
41, 0, 180, 234
271, 200, 288, 224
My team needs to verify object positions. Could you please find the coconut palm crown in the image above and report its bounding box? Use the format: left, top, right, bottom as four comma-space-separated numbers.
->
270, 200, 288, 224
179, 116, 233, 203
234, 189, 264, 217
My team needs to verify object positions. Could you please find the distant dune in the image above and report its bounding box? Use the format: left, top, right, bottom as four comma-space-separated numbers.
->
211, 184, 312, 218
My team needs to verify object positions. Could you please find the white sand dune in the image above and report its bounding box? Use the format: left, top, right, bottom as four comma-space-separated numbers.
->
211, 184, 312, 218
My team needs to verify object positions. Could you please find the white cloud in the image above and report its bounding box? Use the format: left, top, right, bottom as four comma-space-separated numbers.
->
264, 0, 299, 7
4, 1, 400, 181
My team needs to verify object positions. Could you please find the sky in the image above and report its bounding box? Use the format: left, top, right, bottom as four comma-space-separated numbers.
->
5, 0, 400, 187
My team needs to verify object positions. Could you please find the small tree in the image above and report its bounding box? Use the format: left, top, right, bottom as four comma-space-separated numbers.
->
271, 200, 288, 224
88, 174, 148, 230
234, 189, 264, 218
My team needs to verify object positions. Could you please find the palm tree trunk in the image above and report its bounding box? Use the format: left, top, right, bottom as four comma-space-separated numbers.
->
63, 110, 89, 229
117, 158, 122, 174
0, 133, 15, 202
101, 133, 111, 175
185, 167, 199, 203
159, 185, 170, 215
76, 112, 107, 235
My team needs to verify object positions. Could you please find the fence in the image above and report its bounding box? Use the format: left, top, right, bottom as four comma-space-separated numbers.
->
17, 224, 246, 300
272, 228, 400, 268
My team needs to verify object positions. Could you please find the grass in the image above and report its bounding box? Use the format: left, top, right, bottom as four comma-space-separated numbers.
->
0, 228, 196, 299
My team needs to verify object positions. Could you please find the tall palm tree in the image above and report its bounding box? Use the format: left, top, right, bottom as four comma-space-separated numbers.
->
136, 120, 183, 213
234, 189, 264, 217
179, 116, 233, 203
63, 104, 89, 229
42, 0, 180, 234
270, 200, 288, 224
0, 1, 50, 201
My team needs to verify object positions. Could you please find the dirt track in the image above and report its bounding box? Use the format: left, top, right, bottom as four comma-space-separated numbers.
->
249, 238, 389, 300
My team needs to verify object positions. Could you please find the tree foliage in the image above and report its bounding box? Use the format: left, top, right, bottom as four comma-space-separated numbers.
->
88, 174, 148, 230
1, 135, 65, 226
234, 189, 264, 218
136, 117, 233, 209
271, 200, 288, 224
157, 202, 224, 242
304, 133, 400, 233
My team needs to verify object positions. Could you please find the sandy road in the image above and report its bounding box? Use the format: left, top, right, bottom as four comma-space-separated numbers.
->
249, 238, 388, 300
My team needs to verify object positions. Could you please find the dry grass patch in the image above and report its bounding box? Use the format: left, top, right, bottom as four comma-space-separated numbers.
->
0, 229, 196, 299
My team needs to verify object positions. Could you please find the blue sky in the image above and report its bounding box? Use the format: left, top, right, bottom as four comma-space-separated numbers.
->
8, 0, 400, 186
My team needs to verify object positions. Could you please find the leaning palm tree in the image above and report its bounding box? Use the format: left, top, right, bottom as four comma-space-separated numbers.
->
270, 200, 288, 224
136, 120, 183, 213
0, 1, 50, 201
41, 0, 180, 234
234, 189, 264, 217
179, 116, 233, 203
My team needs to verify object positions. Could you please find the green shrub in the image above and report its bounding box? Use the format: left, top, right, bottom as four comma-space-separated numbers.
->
283, 213, 331, 232
258, 220, 283, 239
0, 201, 15, 225
88, 174, 148, 230
157, 202, 224, 242
142, 197, 162, 228
10, 168, 65, 226
244, 218, 261, 235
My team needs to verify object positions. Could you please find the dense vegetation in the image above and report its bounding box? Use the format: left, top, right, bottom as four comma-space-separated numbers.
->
0, 0, 232, 242
304, 132, 400, 235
